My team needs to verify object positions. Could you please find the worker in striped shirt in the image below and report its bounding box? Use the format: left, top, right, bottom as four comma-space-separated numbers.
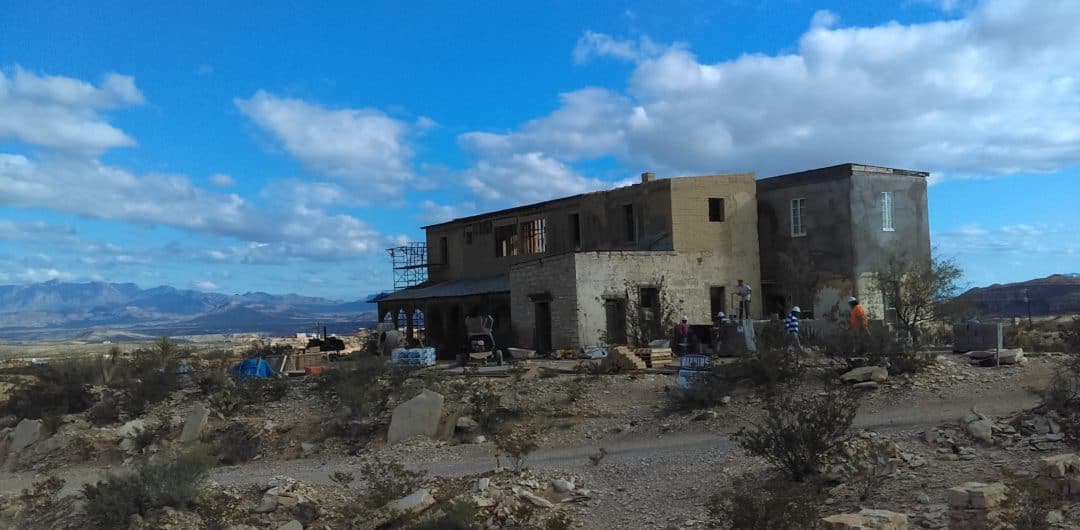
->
784, 306, 802, 354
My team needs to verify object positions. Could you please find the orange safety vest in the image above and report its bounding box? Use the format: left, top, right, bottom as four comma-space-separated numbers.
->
850, 304, 869, 332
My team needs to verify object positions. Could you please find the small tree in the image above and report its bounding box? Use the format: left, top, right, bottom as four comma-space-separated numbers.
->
624, 276, 679, 347
874, 250, 962, 343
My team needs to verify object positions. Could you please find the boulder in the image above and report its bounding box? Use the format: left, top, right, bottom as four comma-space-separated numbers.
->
947, 482, 1008, 510
117, 419, 147, 439
998, 349, 1025, 365
477, 478, 490, 492
853, 381, 880, 391
388, 390, 445, 444
551, 479, 575, 493
179, 403, 209, 443
385, 489, 435, 515
456, 416, 480, 432
253, 494, 278, 513
519, 490, 555, 508
962, 412, 993, 445
10, 419, 43, 454
841, 366, 888, 384
822, 508, 909, 529
277, 521, 303, 530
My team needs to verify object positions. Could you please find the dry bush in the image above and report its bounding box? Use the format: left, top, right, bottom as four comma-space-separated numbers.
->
1064, 317, 1080, 354
495, 427, 538, 472
999, 476, 1059, 530
359, 457, 426, 509
469, 383, 503, 431
82, 448, 215, 528
736, 384, 858, 481
213, 423, 261, 464
842, 437, 899, 501
707, 479, 824, 530
3, 359, 99, 420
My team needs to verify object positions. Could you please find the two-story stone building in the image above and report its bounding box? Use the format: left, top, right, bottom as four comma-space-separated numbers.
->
376, 163, 930, 356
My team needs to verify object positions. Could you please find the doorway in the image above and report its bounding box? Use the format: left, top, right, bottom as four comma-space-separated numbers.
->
709, 286, 726, 320
604, 299, 627, 344
534, 302, 552, 354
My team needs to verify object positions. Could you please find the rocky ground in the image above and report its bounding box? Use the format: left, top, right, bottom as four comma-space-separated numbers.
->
0, 344, 1078, 529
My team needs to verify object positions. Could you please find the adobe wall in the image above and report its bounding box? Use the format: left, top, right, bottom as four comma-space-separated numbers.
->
507, 253, 580, 351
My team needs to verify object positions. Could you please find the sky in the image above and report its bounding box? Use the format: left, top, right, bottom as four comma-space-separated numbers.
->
1, 0, 1077, 299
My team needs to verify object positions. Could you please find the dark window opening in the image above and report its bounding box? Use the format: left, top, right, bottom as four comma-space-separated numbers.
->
638, 286, 661, 340
708, 198, 725, 222
520, 218, 546, 254
710, 286, 726, 319
623, 204, 636, 242
604, 299, 627, 344
494, 224, 517, 257
439, 236, 448, 265
570, 213, 581, 249
464, 230, 473, 245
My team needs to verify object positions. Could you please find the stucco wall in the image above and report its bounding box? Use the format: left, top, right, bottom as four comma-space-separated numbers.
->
508, 253, 579, 350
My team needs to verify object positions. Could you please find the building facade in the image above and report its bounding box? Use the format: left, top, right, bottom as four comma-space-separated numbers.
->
377, 163, 930, 356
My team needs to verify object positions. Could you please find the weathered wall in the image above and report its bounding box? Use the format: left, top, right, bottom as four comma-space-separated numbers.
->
571, 251, 758, 348
756, 165, 855, 317
507, 253, 579, 350
849, 166, 932, 318
426, 179, 674, 284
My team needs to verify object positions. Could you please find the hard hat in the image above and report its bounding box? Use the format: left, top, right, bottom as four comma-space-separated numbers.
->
716, 311, 726, 318
681, 315, 688, 322
848, 296, 858, 303
791, 306, 801, 313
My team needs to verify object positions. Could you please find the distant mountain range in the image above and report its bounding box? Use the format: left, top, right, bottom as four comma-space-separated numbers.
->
0, 280, 377, 341
958, 274, 1080, 317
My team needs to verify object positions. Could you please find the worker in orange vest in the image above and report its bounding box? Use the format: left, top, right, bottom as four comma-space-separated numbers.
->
848, 296, 869, 336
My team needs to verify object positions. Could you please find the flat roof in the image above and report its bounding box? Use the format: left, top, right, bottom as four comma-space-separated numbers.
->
757, 163, 929, 191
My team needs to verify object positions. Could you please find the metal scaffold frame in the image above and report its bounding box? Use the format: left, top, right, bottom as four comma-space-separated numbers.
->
387, 242, 428, 290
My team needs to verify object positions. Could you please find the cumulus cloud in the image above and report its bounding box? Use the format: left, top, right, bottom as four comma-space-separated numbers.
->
193, 280, 219, 291
461, 0, 1080, 194
419, 199, 476, 224
463, 152, 609, 206
210, 173, 235, 187
0, 66, 144, 152
235, 91, 416, 198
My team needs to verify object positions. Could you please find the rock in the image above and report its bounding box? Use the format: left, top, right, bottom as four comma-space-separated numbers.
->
918, 493, 931, 504
1047, 510, 1064, 524
116, 419, 147, 438
477, 478, 490, 492
853, 381, 880, 390
456, 416, 480, 432
226, 526, 260, 530
387, 390, 445, 444
179, 403, 209, 443
1041, 453, 1080, 478
947, 482, 1007, 510
692, 411, 716, 421
0, 415, 17, 430
277, 521, 303, 530
998, 349, 1024, 364
552, 479, 575, 493
1046, 433, 1065, 442
385, 489, 435, 515
962, 412, 993, 445
300, 442, 316, 455
10, 419, 43, 453
471, 435, 487, 444
841, 366, 888, 384
253, 494, 278, 513
519, 490, 555, 508
822, 509, 908, 529
720, 396, 732, 405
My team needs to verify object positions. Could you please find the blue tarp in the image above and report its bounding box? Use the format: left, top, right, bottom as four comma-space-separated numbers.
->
390, 347, 437, 367
229, 358, 275, 380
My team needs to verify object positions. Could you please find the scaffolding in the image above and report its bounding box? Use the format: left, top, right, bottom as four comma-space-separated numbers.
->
387, 242, 428, 290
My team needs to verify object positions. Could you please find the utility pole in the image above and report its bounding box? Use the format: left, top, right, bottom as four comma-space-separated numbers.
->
1023, 288, 1032, 329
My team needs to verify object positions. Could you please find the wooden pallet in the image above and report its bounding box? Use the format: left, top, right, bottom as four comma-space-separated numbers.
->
608, 346, 646, 370
635, 347, 673, 368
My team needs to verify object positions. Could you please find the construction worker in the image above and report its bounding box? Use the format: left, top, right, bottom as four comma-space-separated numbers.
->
736, 279, 752, 320
676, 315, 691, 355
848, 296, 869, 336
784, 306, 802, 354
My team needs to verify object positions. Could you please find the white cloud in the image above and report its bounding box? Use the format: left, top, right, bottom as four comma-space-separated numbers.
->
810, 10, 839, 30
572, 31, 665, 64
193, 280, 219, 291
235, 91, 416, 198
463, 152, 608, 206
462, 1, 1080, 194
0, 66, 144, 152
17, 267, 66, 282
419, 200, 476, 224
210, 173, 235, 187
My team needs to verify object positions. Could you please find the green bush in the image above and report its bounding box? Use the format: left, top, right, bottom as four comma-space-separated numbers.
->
707, 479, 824, 530
82, 448, 215, 528
736, 384, 858, 481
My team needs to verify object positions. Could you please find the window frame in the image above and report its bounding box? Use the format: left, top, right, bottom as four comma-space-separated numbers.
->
708, 197, 725, 222
790, 197, 807, 237
881, 191, 895, 232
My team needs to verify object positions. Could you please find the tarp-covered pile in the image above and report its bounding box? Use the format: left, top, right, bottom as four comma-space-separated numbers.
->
390, 347, 437, 367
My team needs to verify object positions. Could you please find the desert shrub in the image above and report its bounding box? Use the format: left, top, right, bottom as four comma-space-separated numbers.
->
213, 423, 261, 464
330, 471, 355, 487
4, 359, 99, 420
564, 379, 587, 403
239, 376, 291, 403
864, 327, 929, 375
470, 383, 503, 431
543, 512, 575, 530
41, 412, 65, 434
196, 370, 233, 395
1064, 317, 1080, 354
412, 497, 479, 529
510, 501, 537, 527
109, 337, 183, 415
495, 427, 538, 472
87, 390, 122, 426
841, 437, 899, 501
10, 475, 76, 529
736, 384, 859, 481
130, 421, 171, 454
325, 357, 399, 419
706, 479, 824, 530
998, 476, 1058, 530
671, 346, 802, 411
1036, 355, 1080, 445
669, 365, 735, 411
359, 457, 426, 509
82, 448, 215, 528
207, 385, 246, 416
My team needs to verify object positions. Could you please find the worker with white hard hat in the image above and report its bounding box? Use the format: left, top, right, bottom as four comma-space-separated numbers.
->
784, 305, 803, 354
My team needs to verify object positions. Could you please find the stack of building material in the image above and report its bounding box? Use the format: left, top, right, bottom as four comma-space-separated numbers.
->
607, 346, 646, 371
391, 347, 437, 367
947, 482, 1009, 529
635, 347, 673, 368
1039, 453, 1080, 496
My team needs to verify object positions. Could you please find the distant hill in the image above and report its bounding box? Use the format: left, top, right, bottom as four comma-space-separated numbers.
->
0, 280, 378, 341
958, 274, 1080, 317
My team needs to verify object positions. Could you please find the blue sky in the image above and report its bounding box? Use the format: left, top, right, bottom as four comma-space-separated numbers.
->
1, 0, 1077, 299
